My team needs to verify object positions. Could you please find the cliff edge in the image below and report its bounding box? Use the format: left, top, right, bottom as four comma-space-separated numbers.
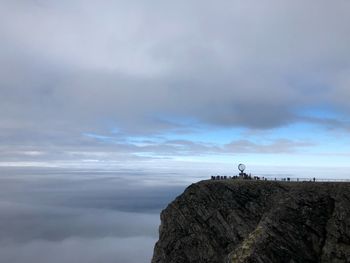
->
152, 180, 350, 263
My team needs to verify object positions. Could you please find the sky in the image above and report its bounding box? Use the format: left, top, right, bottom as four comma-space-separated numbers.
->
1, 0, 350, 173
1, 1, 350, 262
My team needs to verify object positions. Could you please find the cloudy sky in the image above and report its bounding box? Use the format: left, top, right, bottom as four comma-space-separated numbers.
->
1, 0, 350, 171
1, 1, 350, 262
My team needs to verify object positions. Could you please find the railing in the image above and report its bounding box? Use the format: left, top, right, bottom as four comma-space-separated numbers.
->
210, 175, 350, 182
267, 177, 350, 182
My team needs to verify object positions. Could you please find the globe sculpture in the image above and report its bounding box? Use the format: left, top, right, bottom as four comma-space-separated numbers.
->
238, 163, 246, 173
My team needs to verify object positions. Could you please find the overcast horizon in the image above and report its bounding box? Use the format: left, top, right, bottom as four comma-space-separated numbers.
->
1, 0, 350, 262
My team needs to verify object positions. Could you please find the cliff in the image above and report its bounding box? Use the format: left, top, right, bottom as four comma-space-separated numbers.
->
151, 180, 350, 263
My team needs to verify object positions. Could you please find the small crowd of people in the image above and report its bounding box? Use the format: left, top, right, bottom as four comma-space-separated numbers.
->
211, 164, 319, 182
211, 174, 317, 182
211, 173, 264, 181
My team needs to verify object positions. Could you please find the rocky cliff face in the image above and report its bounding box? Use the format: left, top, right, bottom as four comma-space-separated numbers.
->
152, 180, 350, 263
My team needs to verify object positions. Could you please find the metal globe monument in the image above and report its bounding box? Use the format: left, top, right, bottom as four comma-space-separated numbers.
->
238, 163, 246, 173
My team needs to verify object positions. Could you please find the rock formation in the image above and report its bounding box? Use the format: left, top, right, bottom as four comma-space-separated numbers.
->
152, 180, 350, 263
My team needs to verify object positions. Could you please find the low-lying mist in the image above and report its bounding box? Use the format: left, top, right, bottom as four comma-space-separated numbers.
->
0, 167, 188, 263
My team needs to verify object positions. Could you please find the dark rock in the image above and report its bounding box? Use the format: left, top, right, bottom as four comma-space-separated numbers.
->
151, 180, 350, 263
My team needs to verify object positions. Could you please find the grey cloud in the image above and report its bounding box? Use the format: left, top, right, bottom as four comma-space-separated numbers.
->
1, 0, 350, 139
110, 137, 314, 155
225, 139, 314, 154
300, 116, 350, 132
0, 133, 315, 164
1, 0, 350, 166
162, 138, 313, 155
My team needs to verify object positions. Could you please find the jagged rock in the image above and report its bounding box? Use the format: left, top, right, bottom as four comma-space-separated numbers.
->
151, 180, 350, 263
